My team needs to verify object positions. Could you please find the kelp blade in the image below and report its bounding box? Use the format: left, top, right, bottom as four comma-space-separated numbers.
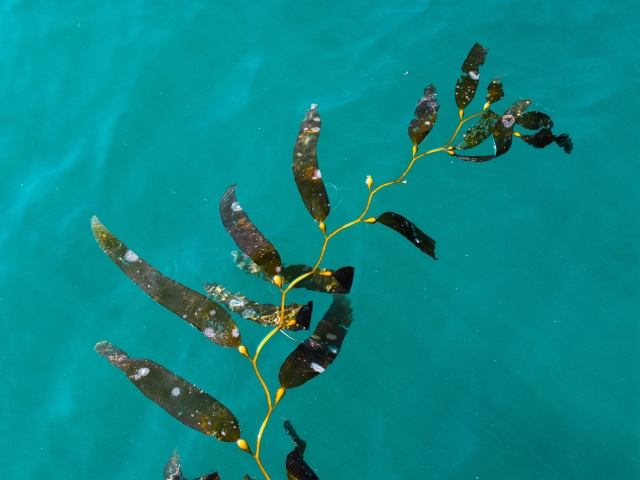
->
91, 217, 240, 348
219, 184, 282, 276
95, 342, 240, 442
520, 128, 573, 153
408, 84, 439, 146
280, 264, 354, 294
455, 110, 499, 150
486, 78, 504, 104
284, 420, 318, 480
292, 104, 330, 222
279, 295, 353, 389
376, 212, 436, 260
516, 110, 553, 130
204, 282, 312, 331
455, 43, 488, 109
164, 451, 220, 480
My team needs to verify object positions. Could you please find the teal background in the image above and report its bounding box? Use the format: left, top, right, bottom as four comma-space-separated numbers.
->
1, 0, 638, 478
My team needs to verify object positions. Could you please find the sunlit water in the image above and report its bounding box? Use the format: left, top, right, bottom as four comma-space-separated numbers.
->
1, 0, 638, 478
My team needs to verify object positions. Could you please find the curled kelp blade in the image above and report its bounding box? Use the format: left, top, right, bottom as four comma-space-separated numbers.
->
486, 78, 504, 105
204, 282, 312, 331
164, 451, 220, 480
280, 264, 354, 294
516, 110, 553, 130
454, 110, 500, 150
375, 212, 436, 260
279, 295, 353, 389
455, 43, 488, 110
292, 104, 330, 222
408, 84, 439, 146
91, 217, 240, 348
454, 99, 532, 162
219, 185, 282, 276
284, 420, 318, 480
520, 128, 573, 153
95, 342, 240, 442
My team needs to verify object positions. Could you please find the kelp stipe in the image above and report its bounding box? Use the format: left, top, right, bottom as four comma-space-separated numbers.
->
92, 44, 571, 479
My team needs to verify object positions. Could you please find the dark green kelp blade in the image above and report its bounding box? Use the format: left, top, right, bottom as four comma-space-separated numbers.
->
279, 295, 353, 389
516, 111, 553, 130
204, 282, 312, 331
376, 212, 436, 260
486, 78, 504, 105
455, 110, 500, 150
284, 420, 318, 480
280, 264, 354, 294
91, 217, 240, 348
219, 184, 282, 276
455, 43, 488, 110
95, 342, 240, 442
408, 84, 439, 146
164, 451, 221, 480
520, 128, 573, 153
292, 104, 330, 222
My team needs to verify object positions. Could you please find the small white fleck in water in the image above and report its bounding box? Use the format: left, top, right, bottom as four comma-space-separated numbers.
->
209, 310, 216, 316
469, 70, 479, 81
310, 362, 325, 373
171, 387, 181, 396
328, 346, 339, 354
182, 314, 187, 319
123, 250, 139, 262
203, 327, 215, 338
310, 103, 318, 109
296, 152, 302, 157
310, 127, 320, 133
312, 169, 322, 179
242, 308, 256, 319
231, 201, 242, 212
138, 367, 149, 377
229, 297, 245, 307
313, 117, 320, 122
326, 333, 337, 340
232, 328, 239, 338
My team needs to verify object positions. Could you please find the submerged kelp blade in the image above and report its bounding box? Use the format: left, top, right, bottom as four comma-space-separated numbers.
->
376, 212, 436, 260
408, 84, 439, 146
280, 264, 354, 294
284, 420, 318, 480
91, 217, 240, 348
520, 128, 574, 153
455, 43, 488, 109
455, 110, 500, 150
164, 451, 221, 480
516, 111, 553, 130
95, 342, 240, 442
486, 78, 504, 104
292, 104, 330, 222
219, 184, 282, 276
203, 282, 312, 331
279, 295, 353, 389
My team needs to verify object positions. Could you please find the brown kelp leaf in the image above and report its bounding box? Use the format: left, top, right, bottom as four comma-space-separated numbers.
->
455, 43, 488, 109
408, 84, 439, 146
95, 342, 240, 442
279, 295, 353, 389
284, 420, 318, 480
203, 282, 312, 331
520, 128, 573, 153
516, 111, 553, 130
219, 184, 282, 276
455, 110, 500, 150
91, 217, 240, 348
163, 451, 220, 480
375, 212, 436, 260
486, 78, 504, 104
280, 264, 354, 294
292, 104, 331, 222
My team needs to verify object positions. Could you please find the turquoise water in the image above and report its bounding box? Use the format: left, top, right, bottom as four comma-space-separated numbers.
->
1, 0, 638, 478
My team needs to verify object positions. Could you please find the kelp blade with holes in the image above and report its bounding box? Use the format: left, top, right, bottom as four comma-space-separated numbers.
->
164, 451, 220, 480
280, 264, 354, 294
376, 212, 436, 260
284, 420, 318, 480
455, 110, 499, 150
219, 184, 282, 276
292, 104, 330, 222
486, 78, 504, 104
204, 282, 312, 331
455, 43, 488, 109
455, 99, 532, 162
91, 216, 240, 348
408, 84, 439, 146
95, 341, 240, 442
279, 295, 353, 389
516, 111, 553, 130
520, 128, 573, 153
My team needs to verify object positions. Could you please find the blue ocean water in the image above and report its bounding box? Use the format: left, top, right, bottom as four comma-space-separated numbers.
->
1, 0, 638, 478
